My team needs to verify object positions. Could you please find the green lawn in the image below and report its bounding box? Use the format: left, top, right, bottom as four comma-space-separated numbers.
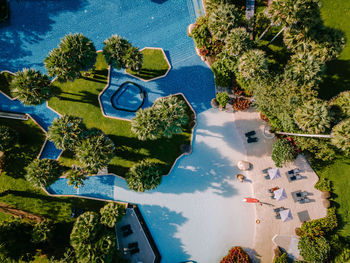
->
126, 48, 170, 80
0, 118, 107, 258
318, 0, 350, 99
49, 52, 192, 176
314, 157, 350, 239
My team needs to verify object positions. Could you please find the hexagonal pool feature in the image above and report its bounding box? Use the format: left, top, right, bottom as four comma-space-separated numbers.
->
111, 82, 146, 112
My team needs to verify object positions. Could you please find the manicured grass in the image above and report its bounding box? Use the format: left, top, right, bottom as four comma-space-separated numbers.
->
314, 157, 350, 238
126, 48, 170, 80
318, 0, 350, 99
48, 52, 192, 176
0, 71, 13, 97
0, 118, 107, 257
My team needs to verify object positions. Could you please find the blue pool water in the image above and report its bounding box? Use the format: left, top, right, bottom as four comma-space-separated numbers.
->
0, 0, 255, 262
110, 82, 144, 112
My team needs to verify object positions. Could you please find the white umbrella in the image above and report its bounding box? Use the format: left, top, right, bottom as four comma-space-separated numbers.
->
280, 209, 293, 222
274, 188, 287, 201
268, 168, 281, 180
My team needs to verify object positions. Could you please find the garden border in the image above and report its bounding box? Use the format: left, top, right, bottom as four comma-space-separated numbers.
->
124, 47, 171, 82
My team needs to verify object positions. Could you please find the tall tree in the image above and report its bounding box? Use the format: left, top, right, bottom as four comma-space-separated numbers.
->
75, 129, 115, 174
238, 49, 268, 80
100, 203, 124, 228
294, 99, 332, 134
126, 160, 163, 192
208, 3, 242, 41
47, 115, 86, 151
44, 33, 96, 81
331, 118, 350, 155
225, 27, 254, 57
25, 159, 62, 188
10, 68, 53, 105
65, 166, 88, 189
103, 35, 143, 71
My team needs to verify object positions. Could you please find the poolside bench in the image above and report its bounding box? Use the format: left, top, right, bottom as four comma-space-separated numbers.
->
0, 111, 28, 120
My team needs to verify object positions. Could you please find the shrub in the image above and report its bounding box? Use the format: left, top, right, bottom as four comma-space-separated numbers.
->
31, 221, 52, 244
216, 92, 230, 108
212, 59, 235, 87
126, 160, 163, 192
299, 208, 337, 238
331, 118, 350, 155
0, 125, 18, 152
315, 177, 331, 192
220, 246, 251, 263
273, 253, 288, 263
271, 138, 298, 167
25, 159, 62, 188
298, 236, 330, 263
330, 91, 350, 119
232, 98, 250, 111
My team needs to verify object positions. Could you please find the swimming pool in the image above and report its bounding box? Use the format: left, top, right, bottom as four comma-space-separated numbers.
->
110, 82, 145, 112
1, 0, 255, 262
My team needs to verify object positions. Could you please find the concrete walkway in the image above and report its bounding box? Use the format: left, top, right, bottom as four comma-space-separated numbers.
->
233, 108, 327, 262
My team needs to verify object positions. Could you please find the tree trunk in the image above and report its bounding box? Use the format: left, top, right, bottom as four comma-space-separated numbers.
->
269, 27, 285, 44
275, 131, 333, 139
256, 24, 272, 43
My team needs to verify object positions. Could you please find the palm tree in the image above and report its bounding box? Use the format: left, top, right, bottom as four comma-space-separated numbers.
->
153, 96, 189, 138
10, 68, 53, 105
70, 212, 116, 263
331, 118, 350, 155
100, 203, 124, 228
131, 107, 161, 140
225, 27, 254, 57
102, 35, 132, 69
124, 46, 143, 72
238, 49, 268, 80
126, 160, 163, 192
44, 33, 96, 81
47, 115, 86, 151
65, 167, 87, 189
208, 3, 242, 41
74, 129, 115, 174
25, 159, 62, 188
294, 99, 332, 134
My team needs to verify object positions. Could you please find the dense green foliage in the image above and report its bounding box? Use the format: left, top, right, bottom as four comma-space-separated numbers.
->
0, 125, 17, 152
131, 96, 190, 140
48, 115, 87, 151
331, 118, 350, 155
330, 91, 350, 120
44, 33, 97, 81
65, 167, 87, 189
220, 246, 251, 263
48, 53, 192, 177
25, 159, 62, 188
10, 68, 53, 105
70, 211, 118, 263
126, 160, 163, 192
75, 129, 115, 174
100, 202, 124, 228
298, 235, 331, 262
31, 220, 53, 244
271, 138, 297, 167
238, 49, 268, 80
126, 48, 170, 80
314, 177, 331, 192
103, 35, 143, 71
273, 253, 288, 263
226, 27, 254, 56
216, 92, 230, 108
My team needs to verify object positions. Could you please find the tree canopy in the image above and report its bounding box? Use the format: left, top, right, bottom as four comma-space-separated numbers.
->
0, 125, 17, 152
25, 159, 62, 188
10, 68, 53, 105
44, 33, 97, 81
100, 203, 124, 228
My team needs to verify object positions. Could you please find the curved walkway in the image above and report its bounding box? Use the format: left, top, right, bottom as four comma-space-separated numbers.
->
48, 109, 255, 262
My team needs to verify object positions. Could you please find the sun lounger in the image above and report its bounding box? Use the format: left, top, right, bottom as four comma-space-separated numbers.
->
245, 130, 256, 137
130, 247, 140, 255
128, 242, 138, 249
275, 214, 281, 219
262, 167, 272, 173
247, 137, 258, 143
264, 174, 270, 180
121, 224, 131, 232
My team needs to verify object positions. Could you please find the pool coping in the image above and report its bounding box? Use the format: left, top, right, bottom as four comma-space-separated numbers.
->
124, 47, 171, 82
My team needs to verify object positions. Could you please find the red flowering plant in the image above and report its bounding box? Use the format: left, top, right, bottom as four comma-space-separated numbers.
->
220, 246, 251, 263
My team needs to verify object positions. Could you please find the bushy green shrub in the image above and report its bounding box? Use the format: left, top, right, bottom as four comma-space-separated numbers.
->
273, 253, 288, 263
216, 92, 230, 108
315, 177, 331, 192
100, 203, 124, 228
271, 138, 298, 167
0, 125, 18, 152
330, 91, 350, 119
25, 159, 62, 188
300, 208, 337, 238
298, 236, 330, 263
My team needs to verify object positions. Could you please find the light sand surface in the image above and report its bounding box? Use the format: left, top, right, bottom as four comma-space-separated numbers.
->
232, 107, 327, 262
